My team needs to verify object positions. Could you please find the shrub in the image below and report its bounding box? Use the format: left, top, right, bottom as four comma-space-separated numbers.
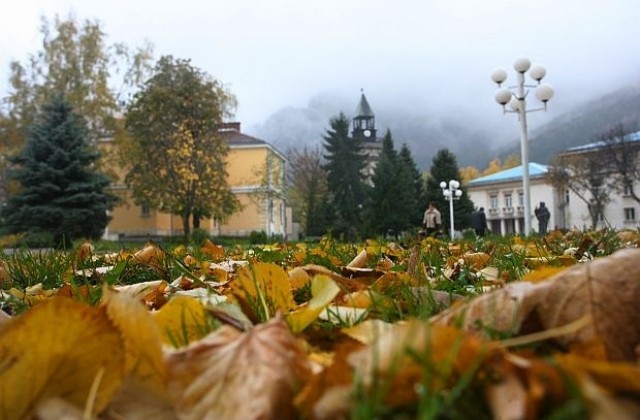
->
249, 230, 268, 244
191, 228, 210, 246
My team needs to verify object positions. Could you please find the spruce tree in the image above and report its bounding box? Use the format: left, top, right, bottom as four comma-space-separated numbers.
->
424, 149, 475, 234
398, 143, 425, 227
1, 95, 116, 247
322, 113, 367, 238
368, 130, 413, 236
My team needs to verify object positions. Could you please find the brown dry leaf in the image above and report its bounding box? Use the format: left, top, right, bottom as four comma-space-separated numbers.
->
104, 377, 178, 420
521, 265, 570, 283
371, 271, 419, 293
0, 260, 10, 287
229, 262, 296, 320
102, 289, 167, 394
433, 249, 640, 362
347, 249, 367, 268
579, 375, 639, 420
554, 353, 640, 394
288, 266, 311, 290
341, 319, 398, 345
133, 243, 166, 264
532, 248, 640, 361
166, 316, 311, 420
0, 308, 10, 325
0, 298, 126, 419
300, 264, 366, 294
34, 397, 84, 420
116, 280, 168, 299
201, 239, 226, 261
462, 252, 491, 270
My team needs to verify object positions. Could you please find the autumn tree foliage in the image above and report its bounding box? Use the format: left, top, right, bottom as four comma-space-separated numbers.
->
0, 96, 116, 247
424, 149, 475, 232
0, 14, 152, 197
322, 113, 368, 238
123, 56, 238, 241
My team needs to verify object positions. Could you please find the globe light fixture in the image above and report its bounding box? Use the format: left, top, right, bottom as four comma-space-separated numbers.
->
441, 180, 463, 240
491, 57, 554, 235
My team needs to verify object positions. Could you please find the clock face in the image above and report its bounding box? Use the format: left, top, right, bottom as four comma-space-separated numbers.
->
363, 129, 371, 138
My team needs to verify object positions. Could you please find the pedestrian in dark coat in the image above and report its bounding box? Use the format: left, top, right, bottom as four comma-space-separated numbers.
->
471, 207, 488, 236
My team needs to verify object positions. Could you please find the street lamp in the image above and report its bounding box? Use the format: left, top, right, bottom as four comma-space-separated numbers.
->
440, 180, 463, 240
491, 57, 554, 235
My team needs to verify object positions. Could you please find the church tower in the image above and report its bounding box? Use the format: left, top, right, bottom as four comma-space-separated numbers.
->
352, 91, 377, 142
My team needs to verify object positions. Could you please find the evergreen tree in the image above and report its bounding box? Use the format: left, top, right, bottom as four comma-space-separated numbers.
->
368, 130, 413, 236
398, 143, 425, 227
424, 149, 475, 235
322, 113, 367, 238
1, 95, 116, 247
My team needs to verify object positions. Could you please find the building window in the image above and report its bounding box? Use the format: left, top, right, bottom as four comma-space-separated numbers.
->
518, 191, 524, 206
564, 189, 570, 204
624, 184, 634, 197
504, 193, 513, 208
490, 194, 498, 209
141, 205, 150, 217
624, 207, 636, 221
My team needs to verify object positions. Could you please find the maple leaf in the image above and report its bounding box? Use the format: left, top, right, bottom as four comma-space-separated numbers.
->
166, 315, 311, 419
0, 298, 126, 418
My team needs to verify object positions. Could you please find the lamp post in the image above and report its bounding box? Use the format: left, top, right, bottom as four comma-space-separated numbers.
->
440, 180, 463, 240
491, 57, 554, 235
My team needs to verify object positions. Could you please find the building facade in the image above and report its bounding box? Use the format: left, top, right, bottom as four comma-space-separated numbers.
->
466, 163, 559, 235
466, 130, 640, 234
102, 122, 292, 239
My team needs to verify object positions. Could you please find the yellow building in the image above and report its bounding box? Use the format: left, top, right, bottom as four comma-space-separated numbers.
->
102, 122, 292, 239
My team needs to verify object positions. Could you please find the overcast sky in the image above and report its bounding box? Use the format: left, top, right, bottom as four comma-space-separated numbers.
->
2, 0, 640, 142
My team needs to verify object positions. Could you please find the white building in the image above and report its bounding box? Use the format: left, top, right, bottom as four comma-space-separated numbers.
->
467, 151, 640, 235
466, 163, 558, 235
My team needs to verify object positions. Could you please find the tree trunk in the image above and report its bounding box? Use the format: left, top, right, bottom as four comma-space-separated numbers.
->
181, 211, 191, 243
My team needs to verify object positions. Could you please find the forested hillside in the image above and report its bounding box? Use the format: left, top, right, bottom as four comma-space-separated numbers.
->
499, 83, 640, 163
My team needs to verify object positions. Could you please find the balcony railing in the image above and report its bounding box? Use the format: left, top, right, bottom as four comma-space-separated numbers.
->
502, 207, 514, 214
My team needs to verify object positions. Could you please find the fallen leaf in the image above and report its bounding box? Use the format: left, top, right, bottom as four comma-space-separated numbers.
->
347, 249, 367, 268
166, 316, 311, 420
433, 249, 640, 362
0, 298, 126, 419
286, 275, 340, 333
152, 296, 209, 347
229, 262, 296, 321
102, 288, 167, 394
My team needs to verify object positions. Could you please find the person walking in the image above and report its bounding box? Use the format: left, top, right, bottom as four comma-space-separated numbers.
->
472, 207, 488, 237
534, 201, 551, 234
423, 202, 442, 237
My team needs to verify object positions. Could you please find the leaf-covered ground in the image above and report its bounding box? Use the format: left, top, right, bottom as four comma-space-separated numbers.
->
1, 229, 639, 419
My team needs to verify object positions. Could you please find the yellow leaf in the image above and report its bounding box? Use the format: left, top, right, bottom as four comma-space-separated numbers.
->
286, 275, 340, 333
0, 298, 126, 419
152, 296, 208, 347
521, 265, 569, 283
230, 262, 296, 319
102, 289, 167, 394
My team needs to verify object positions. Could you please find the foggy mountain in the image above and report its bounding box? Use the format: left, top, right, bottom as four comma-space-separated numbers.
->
249, 81, 640, 172
497, 82, 640, 164
250, 93, 503, 171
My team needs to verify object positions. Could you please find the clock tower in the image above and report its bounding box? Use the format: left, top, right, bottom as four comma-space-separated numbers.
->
352, 91, 377, 142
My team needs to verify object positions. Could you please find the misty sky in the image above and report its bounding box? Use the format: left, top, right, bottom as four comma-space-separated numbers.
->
2, 0, 640, 163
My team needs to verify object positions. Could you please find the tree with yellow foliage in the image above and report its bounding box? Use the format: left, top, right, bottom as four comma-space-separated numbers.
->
483, 158, 502, 176
122, 56, 238, 241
